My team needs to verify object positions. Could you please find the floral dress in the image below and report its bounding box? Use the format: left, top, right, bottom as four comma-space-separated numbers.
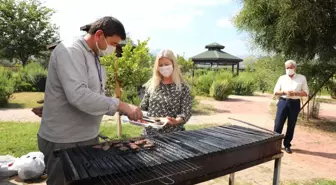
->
140, 82, 192, 135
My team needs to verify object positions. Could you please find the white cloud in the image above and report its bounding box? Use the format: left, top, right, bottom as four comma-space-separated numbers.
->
44, 0, 232, 43
216, 17, 233, 28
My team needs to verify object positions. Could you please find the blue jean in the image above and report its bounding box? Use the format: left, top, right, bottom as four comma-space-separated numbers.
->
274, 98, 301, 148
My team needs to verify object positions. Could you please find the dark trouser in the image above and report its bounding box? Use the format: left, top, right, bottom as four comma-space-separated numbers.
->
37, 135, 99, 185
274, 98, 301, 148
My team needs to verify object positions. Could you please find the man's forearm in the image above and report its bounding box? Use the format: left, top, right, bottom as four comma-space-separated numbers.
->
274, 91, 285, 96
295, 91, 308, 97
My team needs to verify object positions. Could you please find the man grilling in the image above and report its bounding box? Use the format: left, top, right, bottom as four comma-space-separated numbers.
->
37, 16, 143, 185
273, 60, 309, 154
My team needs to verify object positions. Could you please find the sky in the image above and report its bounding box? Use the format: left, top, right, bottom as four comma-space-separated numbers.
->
44, 0, 259, 59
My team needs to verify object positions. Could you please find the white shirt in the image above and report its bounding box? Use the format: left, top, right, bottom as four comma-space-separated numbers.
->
273, 73, 309, 99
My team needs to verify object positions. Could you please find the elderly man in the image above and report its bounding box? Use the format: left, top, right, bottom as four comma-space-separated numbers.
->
37, 16, 143, 185
273, 60, 309, 154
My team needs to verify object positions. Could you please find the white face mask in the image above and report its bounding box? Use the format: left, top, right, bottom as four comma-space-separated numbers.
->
286, 69, 295, 76
96, 37, 116, 57
159, 65, 173, 77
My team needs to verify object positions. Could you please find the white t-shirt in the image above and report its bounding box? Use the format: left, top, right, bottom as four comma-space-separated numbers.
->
273, 73, 309, 99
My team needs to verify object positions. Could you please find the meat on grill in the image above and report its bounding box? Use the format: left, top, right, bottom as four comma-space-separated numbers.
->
134, 139, 146, 145
128, 143, 140, 151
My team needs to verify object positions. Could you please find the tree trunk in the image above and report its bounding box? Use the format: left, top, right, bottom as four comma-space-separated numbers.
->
20, 55, 29, 67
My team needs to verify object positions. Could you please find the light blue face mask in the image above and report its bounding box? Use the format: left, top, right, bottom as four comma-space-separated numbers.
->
96, 37, 116, 57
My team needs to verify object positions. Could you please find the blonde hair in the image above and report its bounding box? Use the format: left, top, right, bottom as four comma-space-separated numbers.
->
144, 49, 186, 93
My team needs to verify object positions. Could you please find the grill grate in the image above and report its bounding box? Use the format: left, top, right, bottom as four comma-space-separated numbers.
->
58, 125, 282, 185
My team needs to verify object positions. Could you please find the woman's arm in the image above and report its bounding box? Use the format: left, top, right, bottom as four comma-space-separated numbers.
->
175, 85, 192, 124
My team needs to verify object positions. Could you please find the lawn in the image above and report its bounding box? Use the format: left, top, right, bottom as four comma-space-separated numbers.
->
0, 121, 215, 157
4, 92, 44, 109
284, 179, 336, 185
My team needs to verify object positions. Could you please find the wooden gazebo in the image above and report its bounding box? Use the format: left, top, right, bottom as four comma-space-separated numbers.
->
191, 42, 243, 75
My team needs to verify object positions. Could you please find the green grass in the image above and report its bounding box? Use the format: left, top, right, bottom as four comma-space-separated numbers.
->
4, 92, 44, 109
0, 121, 215, 157
284, 179, 336, 185
192, 103, 218, 115
191, 96, 219, 115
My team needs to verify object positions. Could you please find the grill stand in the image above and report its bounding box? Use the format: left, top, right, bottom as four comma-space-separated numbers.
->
229, 173, 234, 185
273, 155, 282, 185
228, 153, 283, 185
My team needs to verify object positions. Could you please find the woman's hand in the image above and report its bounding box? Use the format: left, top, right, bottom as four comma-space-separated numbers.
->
166, 117, 182, 125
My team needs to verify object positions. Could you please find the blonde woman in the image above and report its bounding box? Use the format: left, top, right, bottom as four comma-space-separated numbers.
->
140, 49, 192, 135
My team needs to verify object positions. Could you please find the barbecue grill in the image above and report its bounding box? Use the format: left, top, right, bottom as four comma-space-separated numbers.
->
55, 125, 284, 185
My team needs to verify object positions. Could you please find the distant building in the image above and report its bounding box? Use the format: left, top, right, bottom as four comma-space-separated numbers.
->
191, 42, 243, 75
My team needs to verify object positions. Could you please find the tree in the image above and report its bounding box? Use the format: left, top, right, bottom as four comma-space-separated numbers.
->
0, 0, 59, 66
252, 55, 286, 93
100, 38, 152, 105
234, 0, 336, 99
177, 55, 194, 73
234, 0, 336, 62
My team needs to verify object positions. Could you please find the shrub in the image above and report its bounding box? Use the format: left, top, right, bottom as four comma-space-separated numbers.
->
214, 70, 234, 82
120, 86, 142, 106
189, 86, 199, 108
15, 62, 47, 92
232, 73, 257, 95
210, 80, 232, 101
0, 67, 15, 106
327, 80, 336, 99
194, 71, 215, 96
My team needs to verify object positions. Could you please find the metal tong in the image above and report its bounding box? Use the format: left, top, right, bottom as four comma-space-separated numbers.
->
121, 111, 167, 130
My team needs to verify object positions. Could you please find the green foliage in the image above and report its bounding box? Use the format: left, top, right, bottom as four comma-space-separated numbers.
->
15, 62, 47, 92
0, 59, 14, 67
214, 70, 233, 82
210, 80, 232, 101
232, 73, 257, 95
234, 0, 336, 99
193, 70, 233, 96
251, 55, 286, 93
0, 0, 59, 66
0, 66, 15, 106
327, 80, 336, 99
101, 39, 152, 105
177, 55, 193, 73
194, 71, 215, 96
234, 0, 336, 62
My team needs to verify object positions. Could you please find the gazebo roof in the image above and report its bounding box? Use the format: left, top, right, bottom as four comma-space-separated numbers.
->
191, 42, 243, 63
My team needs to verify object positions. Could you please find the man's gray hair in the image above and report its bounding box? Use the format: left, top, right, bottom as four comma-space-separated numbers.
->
285, 60, 297, 67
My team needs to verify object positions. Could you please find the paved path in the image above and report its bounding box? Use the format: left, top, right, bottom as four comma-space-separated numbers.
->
2, 94, 336, 185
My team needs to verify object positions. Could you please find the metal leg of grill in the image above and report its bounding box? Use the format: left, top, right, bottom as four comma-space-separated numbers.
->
229, 173, 235, 185
273, 157, 281, 185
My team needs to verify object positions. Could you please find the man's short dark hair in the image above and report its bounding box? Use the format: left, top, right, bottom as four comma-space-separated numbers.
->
88, 16, 126, 40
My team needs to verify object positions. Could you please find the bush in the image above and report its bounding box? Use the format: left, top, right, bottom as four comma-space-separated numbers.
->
120, 86, 142, 106
194, 71, 216, 96
210, 80, 232, 101
232, 73, 257, 95
327, 80, 336, 99
0, 67, 15, 106
190, 86, 199, 108
15, 62, 47, 92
